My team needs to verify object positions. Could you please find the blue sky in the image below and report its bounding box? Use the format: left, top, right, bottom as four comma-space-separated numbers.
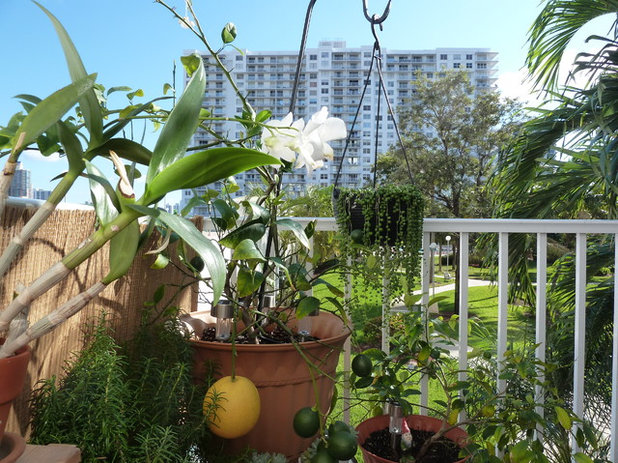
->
0, 0, 610, 204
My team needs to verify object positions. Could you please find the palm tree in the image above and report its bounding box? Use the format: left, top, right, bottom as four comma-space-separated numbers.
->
491, 0, 618, 432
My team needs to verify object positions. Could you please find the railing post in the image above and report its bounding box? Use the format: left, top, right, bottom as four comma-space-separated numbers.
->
609, 233, 618, 463
573, 233, 587, 454
497, 232, 509, 395
458, 232, 469, 422
535, 233, 547, 441
420, 231, 430, 415
343, 255, 352, 425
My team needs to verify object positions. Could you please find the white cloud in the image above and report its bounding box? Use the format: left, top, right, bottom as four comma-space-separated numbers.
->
21, 149, 62, 163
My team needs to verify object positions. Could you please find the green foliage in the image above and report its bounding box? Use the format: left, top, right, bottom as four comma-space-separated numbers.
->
30, 310, 210, 462
334, 184, 424, 310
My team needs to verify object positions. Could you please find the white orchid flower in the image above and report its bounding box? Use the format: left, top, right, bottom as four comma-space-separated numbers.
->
261, 107, 347, 173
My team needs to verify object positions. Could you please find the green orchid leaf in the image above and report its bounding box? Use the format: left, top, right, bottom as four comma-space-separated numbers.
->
35, 2, 103, 145
104, 219, 140, 283
237, 267, 264, 298
144, 147, 279, 203
296, 296, 320, 319
146, 54, 205, 185
84, 160, 120, 225
57, 121, 84, 172
91, 138, 153, 165
219, 220, 266, 249
128, 204, 226, 303
276, 218, 311, 249
14, 94, 42, 105
12, 74, 96, 154
232, 239, 265, 262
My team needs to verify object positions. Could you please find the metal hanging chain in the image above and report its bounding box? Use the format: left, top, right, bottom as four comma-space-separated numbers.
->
289, 0, 318, 115
334, 0, 414, 188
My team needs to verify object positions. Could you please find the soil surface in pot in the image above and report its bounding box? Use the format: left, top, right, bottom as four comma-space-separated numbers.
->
200, 326, 319, 344
363, 428, 461, 463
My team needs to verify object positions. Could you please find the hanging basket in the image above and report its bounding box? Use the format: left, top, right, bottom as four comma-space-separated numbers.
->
333, 185, 424, 248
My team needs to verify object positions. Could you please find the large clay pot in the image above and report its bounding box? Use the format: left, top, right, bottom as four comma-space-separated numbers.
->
0, 341, 30, 445
183, 311, 350, 460
0, 432, 26, 463
356, 414, 468, 463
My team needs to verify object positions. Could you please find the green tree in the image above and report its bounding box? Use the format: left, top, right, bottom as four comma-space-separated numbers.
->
491, 0, 618, 432
377, 70, 521, 218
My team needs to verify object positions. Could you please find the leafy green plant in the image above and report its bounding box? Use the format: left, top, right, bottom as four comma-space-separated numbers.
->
349, 309, 609, 462
334, 184, 424, 322
30, 303, 211, 463
0, 3, 279, 358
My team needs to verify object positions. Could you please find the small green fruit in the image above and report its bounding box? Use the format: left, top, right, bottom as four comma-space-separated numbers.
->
328, 420, 350, 436
351, 354, 372, 377
327, 431, 357, 460
293, 407, 320, 438
190, 255, 205, 272
311, 448, 336, 463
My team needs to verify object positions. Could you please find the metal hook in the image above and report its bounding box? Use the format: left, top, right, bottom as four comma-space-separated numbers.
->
362, 0, 392, 25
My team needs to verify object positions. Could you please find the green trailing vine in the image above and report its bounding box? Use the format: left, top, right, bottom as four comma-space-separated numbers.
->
334, 184, 425, 313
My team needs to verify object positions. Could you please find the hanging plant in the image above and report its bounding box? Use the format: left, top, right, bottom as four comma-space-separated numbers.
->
334, 184, 425, 309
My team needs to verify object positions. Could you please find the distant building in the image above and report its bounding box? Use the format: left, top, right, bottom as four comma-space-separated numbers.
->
181, 41, 498, 216
32, 188, 52, 201
8, 162, 31, 198
163, 203, 180, 215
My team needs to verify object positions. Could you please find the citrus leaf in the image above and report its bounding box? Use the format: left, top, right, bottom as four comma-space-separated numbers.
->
297, 296, 320, 319
237, 267, 264, 298
554, 406, 572, 430
277, 218, 311, 249
573, 453, 593, 463
219, 220, 266, 249
232, 239, 265, 262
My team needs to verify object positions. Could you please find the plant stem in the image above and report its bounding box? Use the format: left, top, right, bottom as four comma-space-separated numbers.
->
0, 281, 107, 358
0, 209, 140, 331
0, 150, 22, 223
0, 168, 81, 280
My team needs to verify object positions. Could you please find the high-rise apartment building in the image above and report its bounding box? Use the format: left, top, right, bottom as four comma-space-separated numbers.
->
181, 41, 498, 216
8, 162, 31, 198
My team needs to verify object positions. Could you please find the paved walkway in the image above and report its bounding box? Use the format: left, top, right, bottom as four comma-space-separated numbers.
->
391, 277, 492, 311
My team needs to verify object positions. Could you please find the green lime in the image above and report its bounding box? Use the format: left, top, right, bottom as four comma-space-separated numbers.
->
328, 420, 350, 436
351, 354, 373, 377
190, 255, 205, 272
327, 431, 358, 460
293, 407, 320, 438
311, 448, 336, 463
350, 229, 363, 244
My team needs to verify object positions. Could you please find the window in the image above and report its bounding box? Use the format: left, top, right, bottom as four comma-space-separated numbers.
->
309, 54, 317, 60
453, 54, 461, 60
477, 63, 487, 69
453, 63, 460, 69
440, 54, 448, 60
363, 105, 371, 110
310, 73, 317, 79
466, 54, 473, 60
320, 174, 328, 180
236, 55, 243, 61
321, 88, 329, 94
466, 63, 473, 69
321, 80, 329, 85
321, 52, 329, 58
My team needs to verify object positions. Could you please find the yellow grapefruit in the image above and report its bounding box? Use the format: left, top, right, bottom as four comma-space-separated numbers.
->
203, 375, 261, 439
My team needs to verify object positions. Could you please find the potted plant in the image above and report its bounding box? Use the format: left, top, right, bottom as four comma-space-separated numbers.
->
349, 307, 604, 463
0, 2, 279, 454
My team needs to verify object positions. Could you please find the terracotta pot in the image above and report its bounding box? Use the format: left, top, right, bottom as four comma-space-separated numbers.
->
356, 414, 468, 463
184, 311, 350, 460
0, 341, 30, 445
0, 432, 26, 463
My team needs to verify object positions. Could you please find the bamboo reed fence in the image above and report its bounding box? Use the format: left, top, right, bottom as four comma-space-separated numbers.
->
1, 204, 200, 436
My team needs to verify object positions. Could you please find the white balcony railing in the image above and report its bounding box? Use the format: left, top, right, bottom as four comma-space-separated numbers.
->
287, 217, 618, 461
